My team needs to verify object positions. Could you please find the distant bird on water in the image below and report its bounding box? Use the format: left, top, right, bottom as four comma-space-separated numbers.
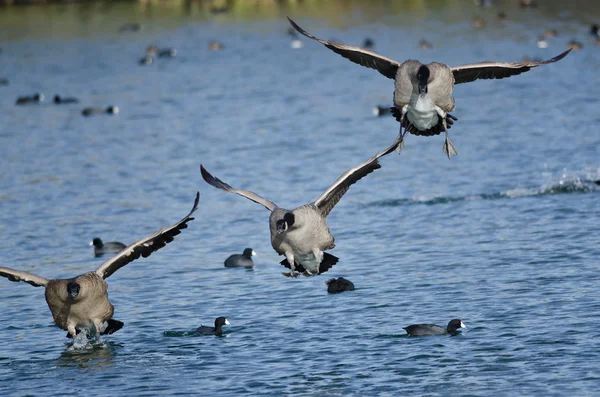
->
196, 317, 230, 336
201, 134, 404, 277
404, 319, 467, 336
0, 78, 8, 86
54, 95, 79, 104
90, 238, 127, 257
82, 106, 119, 117
372, 105, 392, 117
224, 248, 256, 268
287, 17, 571, 158
16, 93, 44, 105
326, 277, 355, 293
0, 192, 200, 340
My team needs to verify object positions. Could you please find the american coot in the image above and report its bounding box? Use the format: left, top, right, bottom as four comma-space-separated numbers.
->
196, 317, 230, 336
90, 238, 127, 257
0, 192, 199, 340
224, 248, 256, 268
404, 319, 467, 336
82, 106, 119, 117
54, 95, 79, 104
200, 134, 403, 278
287, 17, 570, 159
158, 48, 177, 58
372, 105, 392, 117
326, 277, 355, 293
16, 93, 44, 105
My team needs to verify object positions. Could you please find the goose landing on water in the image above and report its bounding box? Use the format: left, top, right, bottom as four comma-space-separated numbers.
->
201, 135, 403, 278
0, 192, 199, 341
288, 17, 571, 159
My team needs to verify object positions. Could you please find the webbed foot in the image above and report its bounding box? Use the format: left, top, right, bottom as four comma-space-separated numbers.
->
443, 134, 458, 158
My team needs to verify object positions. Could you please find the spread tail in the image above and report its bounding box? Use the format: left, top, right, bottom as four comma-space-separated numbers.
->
319, 253, 339, 274
65, 319, 124, 338
279, 253, 339, 275
103, 319, 124, 335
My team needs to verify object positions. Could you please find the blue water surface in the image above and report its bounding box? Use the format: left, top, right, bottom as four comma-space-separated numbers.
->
1, 2, 600, 396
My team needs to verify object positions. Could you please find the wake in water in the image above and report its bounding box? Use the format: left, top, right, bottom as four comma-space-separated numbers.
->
371, 168, 600, 207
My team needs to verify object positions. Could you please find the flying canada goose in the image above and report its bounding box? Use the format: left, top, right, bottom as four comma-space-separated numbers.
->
287, 17, 571, 158
404, 319, 467, 336
201, 135, 403, 277
0, 192, 199, 340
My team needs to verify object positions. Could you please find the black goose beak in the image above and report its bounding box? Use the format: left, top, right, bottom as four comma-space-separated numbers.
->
67, 282, 80, 298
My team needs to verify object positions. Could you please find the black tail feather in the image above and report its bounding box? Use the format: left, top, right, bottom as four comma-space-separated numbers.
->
279, 259, 306, 273
279, 253, 339, 275
103, 319, 124, 335
65, 319, 124, 338
319, 253, 339, 274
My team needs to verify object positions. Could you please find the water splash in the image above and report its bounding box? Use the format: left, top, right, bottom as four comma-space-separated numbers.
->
370, 169, 600, 208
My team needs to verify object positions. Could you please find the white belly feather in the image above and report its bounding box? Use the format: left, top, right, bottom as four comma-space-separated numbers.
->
295, 252, 322, 273
406, 94, 439, 130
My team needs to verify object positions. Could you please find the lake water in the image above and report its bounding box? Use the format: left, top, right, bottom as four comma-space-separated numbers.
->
1, 1, 600, 395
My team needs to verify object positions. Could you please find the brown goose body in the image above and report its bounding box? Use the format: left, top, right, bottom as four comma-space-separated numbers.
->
201, 135, 403, 277
0, 192, 199, 340
45, 273, 113, 335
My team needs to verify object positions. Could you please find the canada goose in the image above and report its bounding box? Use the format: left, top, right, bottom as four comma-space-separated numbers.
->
201, 134, 403, 277
404, 319, 467, 336
82, 106, 119, 117
287, 17, 571, 158
326, 277, 355, 294
90, 238, 127, 257
195, 317, 230, 336
16, 93, 44, 105
224, 248, 256, 268
54, 95, 79, 104
0, 192, 199, 340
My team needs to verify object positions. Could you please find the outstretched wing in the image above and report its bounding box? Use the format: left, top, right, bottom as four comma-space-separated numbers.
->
314, 134, 404, 217
287, 17, 401, 80
200, 165, 277, 212
451, 49, 571, 84
95, 192, 200, 279
0, 267, 49, 287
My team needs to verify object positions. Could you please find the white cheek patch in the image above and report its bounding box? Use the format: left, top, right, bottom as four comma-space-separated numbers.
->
251, 251, 257, 256
460, 322, 467, 329
224, 319, 230, 325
